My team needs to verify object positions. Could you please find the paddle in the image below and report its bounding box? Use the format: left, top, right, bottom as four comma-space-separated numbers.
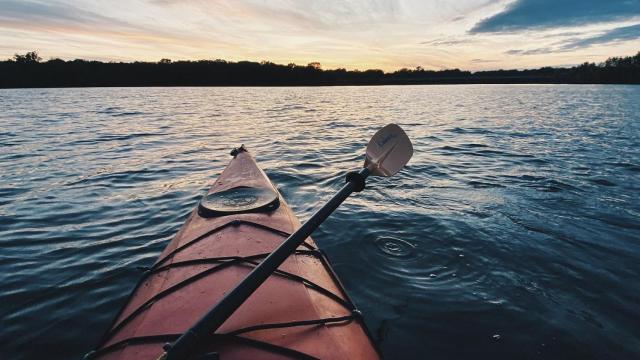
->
162, 123, 413, 360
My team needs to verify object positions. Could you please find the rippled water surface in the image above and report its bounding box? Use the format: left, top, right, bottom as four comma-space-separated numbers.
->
1, 85, 639, 359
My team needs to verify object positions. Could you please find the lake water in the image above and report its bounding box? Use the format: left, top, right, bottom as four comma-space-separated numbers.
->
1, 85, 639, 359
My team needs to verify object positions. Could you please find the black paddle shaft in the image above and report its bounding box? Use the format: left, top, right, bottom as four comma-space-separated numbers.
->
165, 168, 370, 359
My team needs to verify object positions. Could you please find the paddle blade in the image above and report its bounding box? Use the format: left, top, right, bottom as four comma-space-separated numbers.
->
364, 124, 413, 177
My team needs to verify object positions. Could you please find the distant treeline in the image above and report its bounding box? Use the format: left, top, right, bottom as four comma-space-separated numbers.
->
1, 51, 639, 88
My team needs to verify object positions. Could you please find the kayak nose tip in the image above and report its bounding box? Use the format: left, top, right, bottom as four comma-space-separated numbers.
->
230, 144, 248, 157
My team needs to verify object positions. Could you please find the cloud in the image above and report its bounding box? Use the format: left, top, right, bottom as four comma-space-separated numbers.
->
470, 0, 640, 33
420, 38, 473, 46
0, 0, 232, 51
559, 23, 640, 49
470, 58, 498, 63
540, 31, 584, 38
505, 48, 554, 55
146, 0, 401, 31
0, 0, 129, 29
505, 23, 640, 55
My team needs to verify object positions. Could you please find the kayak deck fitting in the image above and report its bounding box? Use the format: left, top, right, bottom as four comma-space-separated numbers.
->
89, 146, 379, 359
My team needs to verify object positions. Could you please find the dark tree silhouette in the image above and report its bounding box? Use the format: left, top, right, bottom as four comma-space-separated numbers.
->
13, 51, 41, 64
1, 51, 638, 88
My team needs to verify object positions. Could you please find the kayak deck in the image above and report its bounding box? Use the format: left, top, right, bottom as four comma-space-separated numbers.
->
90, 148, 379, 359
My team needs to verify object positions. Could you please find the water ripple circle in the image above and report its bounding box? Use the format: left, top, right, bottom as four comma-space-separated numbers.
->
373, 236, 417, 259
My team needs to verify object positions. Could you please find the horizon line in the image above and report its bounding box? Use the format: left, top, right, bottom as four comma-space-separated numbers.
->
6, 50, 640, 74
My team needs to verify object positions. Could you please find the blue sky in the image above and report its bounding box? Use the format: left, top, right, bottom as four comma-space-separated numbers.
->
0, 0, 638, 71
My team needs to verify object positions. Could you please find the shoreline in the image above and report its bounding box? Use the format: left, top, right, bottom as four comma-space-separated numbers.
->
2, 82, 639, 89
3, 51, 639, 88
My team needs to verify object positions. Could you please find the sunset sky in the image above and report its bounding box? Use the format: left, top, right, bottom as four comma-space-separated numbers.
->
1, 0, 639, 71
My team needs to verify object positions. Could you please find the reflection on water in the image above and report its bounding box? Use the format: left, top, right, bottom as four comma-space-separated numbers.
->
1, 85, 639, 359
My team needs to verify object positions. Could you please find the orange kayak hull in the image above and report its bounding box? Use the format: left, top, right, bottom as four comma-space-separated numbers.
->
91, 149, 379, 359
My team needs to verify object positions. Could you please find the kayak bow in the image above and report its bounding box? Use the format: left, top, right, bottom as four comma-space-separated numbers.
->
89, 146, 380, 360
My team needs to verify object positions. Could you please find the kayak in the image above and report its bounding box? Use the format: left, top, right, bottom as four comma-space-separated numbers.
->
88, 146, 380, 359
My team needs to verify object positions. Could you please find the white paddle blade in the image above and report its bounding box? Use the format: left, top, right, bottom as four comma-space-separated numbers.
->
364, 124, 413, 177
